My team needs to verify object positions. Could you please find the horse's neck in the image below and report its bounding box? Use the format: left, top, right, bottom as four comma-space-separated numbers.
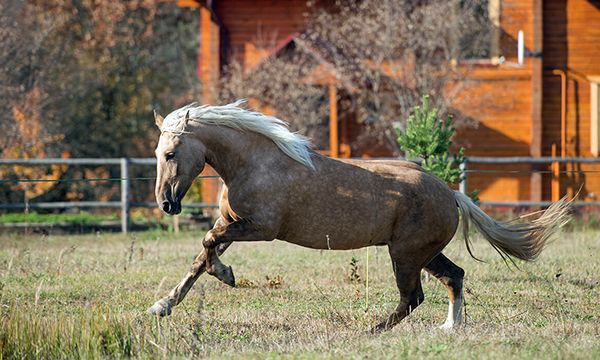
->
195, 125, 288, 184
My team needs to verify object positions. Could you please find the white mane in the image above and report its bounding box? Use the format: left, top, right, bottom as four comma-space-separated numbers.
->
161, 100, 315, 169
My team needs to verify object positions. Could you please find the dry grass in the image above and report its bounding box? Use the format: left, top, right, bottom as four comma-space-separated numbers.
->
0, 228, 599, 359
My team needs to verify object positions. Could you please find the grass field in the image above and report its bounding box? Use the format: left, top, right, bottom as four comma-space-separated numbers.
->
0, 228, 598, 359
0, 212, 119, 225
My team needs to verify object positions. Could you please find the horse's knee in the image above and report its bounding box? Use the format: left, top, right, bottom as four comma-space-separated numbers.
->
202, 230, 217, 248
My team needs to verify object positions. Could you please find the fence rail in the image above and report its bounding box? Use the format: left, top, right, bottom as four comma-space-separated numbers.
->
462, 156, 600, 207
2, 156, 600, 233
0, 157, 219, 233
466, 156, 600, 164
0, 158, 156, 165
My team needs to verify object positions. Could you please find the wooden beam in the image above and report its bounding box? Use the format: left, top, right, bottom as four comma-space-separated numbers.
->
552, 69, 567, 158
329, 83, 339, 158
199, 6, 220, 104
488, 0, 501, 58
591, 78, 600, 156
530, 0, 543, 202
199, 6, 212, 101
340, 110, 350, 158
198, 4, 221, 211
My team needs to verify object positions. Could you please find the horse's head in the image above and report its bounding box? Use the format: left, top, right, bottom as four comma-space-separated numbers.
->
154, 110, 206, 215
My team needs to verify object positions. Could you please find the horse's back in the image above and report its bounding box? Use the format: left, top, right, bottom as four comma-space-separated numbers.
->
346, 158, 459, 241
274, 156, 458, 250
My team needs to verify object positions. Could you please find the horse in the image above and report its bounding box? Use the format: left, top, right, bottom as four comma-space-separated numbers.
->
147, 100, 570, 332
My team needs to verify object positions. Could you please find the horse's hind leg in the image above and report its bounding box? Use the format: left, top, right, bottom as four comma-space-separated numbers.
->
371, 247, 425, 333
423, 253, 464, 329
148, 239, 233, 317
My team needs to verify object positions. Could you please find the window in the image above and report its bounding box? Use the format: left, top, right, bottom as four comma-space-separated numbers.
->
459, 0, 501, 60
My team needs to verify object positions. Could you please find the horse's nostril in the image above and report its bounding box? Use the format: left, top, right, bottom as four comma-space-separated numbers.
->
162, 201, 171, 213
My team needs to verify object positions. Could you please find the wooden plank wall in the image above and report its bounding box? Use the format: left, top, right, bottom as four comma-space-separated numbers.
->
198, 0, 600, 203
451, 0, 538, 201
499, 0, 535, 60
453, 0, 600, 202
213, 0, 311, 69
453, 65, 534, 201
196, 0, 313, 208
208, 0, 542, 202
543, 0, 600, 201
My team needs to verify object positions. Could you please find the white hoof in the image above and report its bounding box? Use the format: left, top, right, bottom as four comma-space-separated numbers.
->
147, 298, 172, 317
439, 321, 455, 330
439, 319, 463, 330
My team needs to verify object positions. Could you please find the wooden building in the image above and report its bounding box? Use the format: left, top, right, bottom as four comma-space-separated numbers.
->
178, 0, 600, 205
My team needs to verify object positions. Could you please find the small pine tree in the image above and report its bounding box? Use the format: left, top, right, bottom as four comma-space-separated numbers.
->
396, 96, 465, 185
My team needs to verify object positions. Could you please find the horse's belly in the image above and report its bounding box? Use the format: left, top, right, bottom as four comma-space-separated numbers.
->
276, 212, 395, 250
273, 164, 409, 250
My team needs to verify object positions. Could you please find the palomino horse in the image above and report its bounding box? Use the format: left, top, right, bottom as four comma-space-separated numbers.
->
148, 100, 570, 331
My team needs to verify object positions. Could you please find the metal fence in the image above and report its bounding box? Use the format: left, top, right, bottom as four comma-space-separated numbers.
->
0, 158, 218, 233
463, 156, 600, 207
2, 156, 600, 233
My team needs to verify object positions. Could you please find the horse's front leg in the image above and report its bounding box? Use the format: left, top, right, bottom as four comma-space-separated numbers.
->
148, 217, 234, 316
148, 241, 232, 316
203, 218, 276, 285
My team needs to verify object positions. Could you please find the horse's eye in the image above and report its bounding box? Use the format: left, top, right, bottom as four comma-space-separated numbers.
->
166, 152, 175, 161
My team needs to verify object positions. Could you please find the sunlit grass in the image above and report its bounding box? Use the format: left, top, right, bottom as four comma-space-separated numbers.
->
0, 211, 119, 225
0, 229, 598, 358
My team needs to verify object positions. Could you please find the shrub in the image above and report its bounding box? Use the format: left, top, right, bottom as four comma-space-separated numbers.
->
396, 95, 465, 185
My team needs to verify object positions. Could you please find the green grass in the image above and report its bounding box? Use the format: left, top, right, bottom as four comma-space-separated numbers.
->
0, 229, 598, 359
0, 211, 119, 225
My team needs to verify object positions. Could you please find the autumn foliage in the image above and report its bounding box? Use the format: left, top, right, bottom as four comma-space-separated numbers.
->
0, 88, 69, 201
0, 0, 199, 204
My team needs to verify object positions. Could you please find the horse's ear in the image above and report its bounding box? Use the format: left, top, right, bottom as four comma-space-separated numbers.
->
184, 110, 191, 127
154, 110, 164, 129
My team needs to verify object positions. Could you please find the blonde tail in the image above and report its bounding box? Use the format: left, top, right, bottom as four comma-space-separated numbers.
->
454, 191, 571, 262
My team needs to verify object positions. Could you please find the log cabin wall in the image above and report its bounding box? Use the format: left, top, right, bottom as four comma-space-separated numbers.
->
187, 0, 317, 207
453, 65, 534, 201
182, 0, 600, 204
213, 0, 312, 70
452, 0, 537, 202
456, 0, 600, 203
542, 0, 600, 202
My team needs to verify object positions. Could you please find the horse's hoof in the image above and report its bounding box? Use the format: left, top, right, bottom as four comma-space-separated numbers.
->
147, 298, 172, 317
220, 266, 236, 287
439, 321, 461, 331
208, 264, 236, 287
368, 323, 386, 335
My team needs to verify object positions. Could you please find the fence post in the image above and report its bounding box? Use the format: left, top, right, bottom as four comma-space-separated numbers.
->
120, 158, 130, 233
459, 159, 467, 195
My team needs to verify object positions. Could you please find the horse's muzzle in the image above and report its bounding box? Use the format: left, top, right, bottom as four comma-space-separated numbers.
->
161, 200, 181, 215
